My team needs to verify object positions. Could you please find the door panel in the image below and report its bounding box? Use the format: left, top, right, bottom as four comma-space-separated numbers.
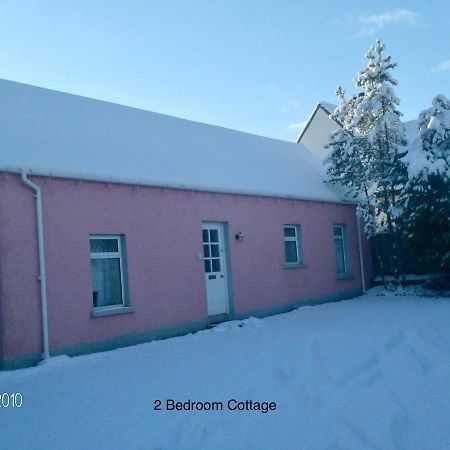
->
202, 223, 229, 316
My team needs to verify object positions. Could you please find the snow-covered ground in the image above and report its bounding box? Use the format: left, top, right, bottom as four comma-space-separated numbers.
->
1, 288, 449, 450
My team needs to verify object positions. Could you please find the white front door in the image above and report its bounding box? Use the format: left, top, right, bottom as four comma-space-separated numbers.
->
202, 222, 230, 317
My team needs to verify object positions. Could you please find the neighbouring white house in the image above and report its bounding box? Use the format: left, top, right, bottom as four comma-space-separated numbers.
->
297, 102, 339, 159
298, 101, 421, 160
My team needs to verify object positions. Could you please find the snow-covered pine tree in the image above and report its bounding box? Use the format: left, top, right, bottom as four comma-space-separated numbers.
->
401, 95, 450, 279
326, 87, 377, 232
325, 40, 408, 283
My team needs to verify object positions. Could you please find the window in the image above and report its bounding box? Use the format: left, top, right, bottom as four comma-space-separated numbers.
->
90, 235, 127, 309
284, 225, 303, 266
202, 228, 221, 273
334, 224, 350, 275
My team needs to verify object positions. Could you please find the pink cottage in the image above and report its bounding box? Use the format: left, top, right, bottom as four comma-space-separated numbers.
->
0, 80, 374, 370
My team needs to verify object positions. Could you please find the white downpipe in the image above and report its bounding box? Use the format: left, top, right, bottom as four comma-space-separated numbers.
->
21, 171, 50, 361
356, 213, 367, 293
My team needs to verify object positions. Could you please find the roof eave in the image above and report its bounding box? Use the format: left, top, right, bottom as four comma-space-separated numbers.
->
2, 166, 354, 206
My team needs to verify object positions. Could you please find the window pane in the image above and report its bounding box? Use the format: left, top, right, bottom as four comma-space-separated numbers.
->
284, 226, 296, 238
203, 244, 210, 258
204, 259, 211, 273
334, 226, 343, 237
210, 244, 219, 257
335, 239, 346, 273
90, 238, 119, 253
202, 229, 209, 243
91, 258, 122, 307
209, 229, 218, 243
285, 241, 298, 264
211, 258, 221, 272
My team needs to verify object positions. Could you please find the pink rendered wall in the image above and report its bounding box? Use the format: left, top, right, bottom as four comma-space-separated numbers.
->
0, 174, 371, 360
0, 175, 42, 360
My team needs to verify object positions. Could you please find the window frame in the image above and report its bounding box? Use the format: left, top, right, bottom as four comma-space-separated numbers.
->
333, 224, 351, 277
283, 225, 304, 268
202, 228, 222, 274
90, 234, 132, 316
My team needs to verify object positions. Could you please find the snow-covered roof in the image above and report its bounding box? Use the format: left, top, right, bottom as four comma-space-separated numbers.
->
0, 79, 346, 203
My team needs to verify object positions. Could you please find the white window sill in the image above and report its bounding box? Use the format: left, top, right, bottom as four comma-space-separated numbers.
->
90, 305, 135, 318
336, 273, 354, 280
284, 263, 306, 270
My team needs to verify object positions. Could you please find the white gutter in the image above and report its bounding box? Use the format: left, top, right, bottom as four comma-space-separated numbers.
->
356, 213, 367, 293
21, 170, 50, 361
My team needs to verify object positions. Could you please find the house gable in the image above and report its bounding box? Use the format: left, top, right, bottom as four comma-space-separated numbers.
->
297, 102, 340, 160
298, 102, 421, 161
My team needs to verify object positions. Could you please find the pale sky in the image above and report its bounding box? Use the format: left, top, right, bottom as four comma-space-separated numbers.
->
0, 0, 448, 141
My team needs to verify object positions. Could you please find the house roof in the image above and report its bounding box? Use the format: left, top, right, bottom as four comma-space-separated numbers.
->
0, 79, 346, 204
